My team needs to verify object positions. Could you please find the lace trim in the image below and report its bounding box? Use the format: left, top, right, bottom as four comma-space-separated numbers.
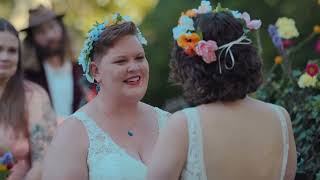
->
272, 105, 289, 180
181, 108, 207, 180
72, 112, 119, 165
72, 107, 170, 168
154, 107, 170, 131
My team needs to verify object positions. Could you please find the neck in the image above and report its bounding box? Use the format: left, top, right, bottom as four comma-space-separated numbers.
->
94, 91, 141, 120
45, 55, 63, 69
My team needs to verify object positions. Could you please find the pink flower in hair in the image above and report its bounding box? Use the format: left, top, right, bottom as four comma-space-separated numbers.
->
241, 12, 262, 30
195, 40, 218, 64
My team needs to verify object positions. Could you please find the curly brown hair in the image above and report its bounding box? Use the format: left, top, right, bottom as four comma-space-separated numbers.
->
169, 12, 263, 106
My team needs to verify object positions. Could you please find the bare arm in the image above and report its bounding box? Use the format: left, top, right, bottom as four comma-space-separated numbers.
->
147, 111, 189, 180
281, 108, 297, 180
24, 82, 57, 180
42, 118, 89, 180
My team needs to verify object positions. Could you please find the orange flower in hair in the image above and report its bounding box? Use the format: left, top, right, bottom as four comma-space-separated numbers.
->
177, 33, 200, 48
177, 33, 200, 55
182, 9, 197, 18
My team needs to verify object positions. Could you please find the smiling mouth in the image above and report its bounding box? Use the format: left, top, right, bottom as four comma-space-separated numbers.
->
124, 75, 142, 86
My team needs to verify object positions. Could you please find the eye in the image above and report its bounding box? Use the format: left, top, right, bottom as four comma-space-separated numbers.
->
114, 59, 127, 64
8, 47, 17, 54
136, 56, 145, 61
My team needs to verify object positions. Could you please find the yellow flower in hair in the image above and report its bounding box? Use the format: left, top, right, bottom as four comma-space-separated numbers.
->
275, 17, 299, 39
298, 73, 317, 88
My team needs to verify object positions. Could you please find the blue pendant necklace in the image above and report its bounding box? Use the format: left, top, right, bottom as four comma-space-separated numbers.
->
128, 130, 134, 137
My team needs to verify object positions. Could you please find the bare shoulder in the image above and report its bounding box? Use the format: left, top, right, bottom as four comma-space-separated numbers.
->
45, 117, 88, 168
164, 110, 188, 134
51, 117, 88, 149
140, 102, 171, 116
24, 80, 48, 98
24, 80, 51, 108
43, 116, 89, 179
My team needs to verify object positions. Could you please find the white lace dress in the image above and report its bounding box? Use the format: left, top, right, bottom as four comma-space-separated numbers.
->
180, 104, 289, 180
72, 107, 169, 180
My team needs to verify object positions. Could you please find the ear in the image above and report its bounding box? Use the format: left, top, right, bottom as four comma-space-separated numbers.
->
90, 61, 101, 83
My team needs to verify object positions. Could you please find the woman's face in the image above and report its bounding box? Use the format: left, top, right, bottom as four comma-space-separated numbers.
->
0, 31, 19, 82
94, 34, 149, 102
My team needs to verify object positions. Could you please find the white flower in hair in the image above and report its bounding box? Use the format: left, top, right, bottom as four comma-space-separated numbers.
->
136, 28, 147, 45
179, 15, 195, 30
78, 13, 148, 83
172, 16, 195, 40
197, 0, 212, 14
231, 10, 242, 19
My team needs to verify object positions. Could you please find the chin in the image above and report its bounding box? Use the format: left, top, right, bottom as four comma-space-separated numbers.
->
0, 72, 14, 80
123, 87, 147, 102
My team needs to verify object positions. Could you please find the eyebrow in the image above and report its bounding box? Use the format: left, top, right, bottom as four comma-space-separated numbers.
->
112, 52, 145, 59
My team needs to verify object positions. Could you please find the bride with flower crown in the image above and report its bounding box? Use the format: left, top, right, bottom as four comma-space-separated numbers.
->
43, 14, 169, 180
147, 1, 297, 180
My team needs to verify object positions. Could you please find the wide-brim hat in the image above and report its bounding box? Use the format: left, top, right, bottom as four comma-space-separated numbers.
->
20, 5, 64, 32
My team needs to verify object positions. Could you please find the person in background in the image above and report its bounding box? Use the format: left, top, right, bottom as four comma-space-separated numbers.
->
0, 18, 56, 180
21, 5, 85, 122
147, 1, 297, 180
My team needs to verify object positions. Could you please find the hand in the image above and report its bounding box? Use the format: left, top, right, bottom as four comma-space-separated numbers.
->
7, 160, 30, 180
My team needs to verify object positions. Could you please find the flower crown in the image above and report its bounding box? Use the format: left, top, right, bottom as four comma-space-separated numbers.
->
78, 13, 148, 83
172, 1, 262, 73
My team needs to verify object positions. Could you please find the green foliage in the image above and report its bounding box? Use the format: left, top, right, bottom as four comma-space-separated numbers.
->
257, 71, 320, 177
255, 9, 320, 178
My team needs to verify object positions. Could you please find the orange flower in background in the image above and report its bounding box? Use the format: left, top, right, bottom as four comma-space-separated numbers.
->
313, 25, 320, 33
274, 56, 283, 64
177, 33, 200, 55
182, 9, 197, 18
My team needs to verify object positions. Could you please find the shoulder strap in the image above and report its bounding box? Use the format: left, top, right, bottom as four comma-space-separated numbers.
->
72, 111, 102, 142
272, 105, 289, 180
182, 107, 207, 179
154, 107, 170, 131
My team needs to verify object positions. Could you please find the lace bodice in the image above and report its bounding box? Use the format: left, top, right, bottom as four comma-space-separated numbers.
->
72, 107, 169, 180
180, 105, 289, 180
180, 108, 207, 180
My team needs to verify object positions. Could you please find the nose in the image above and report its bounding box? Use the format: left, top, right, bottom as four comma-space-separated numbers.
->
127, 62, 140, 73
0, 51, 10, 62
46, 29, 56, 40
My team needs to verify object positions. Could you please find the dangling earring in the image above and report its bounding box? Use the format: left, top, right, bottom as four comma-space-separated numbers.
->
95, 83, 101, 92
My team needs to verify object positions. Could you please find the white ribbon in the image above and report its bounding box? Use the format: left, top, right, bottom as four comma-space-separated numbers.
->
217, 34, 252, 74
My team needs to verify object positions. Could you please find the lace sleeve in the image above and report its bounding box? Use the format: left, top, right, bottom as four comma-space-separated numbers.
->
25, 81, 57, 163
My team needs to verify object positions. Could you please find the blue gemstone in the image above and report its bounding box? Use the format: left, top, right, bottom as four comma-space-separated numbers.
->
128, 131, 134, 137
